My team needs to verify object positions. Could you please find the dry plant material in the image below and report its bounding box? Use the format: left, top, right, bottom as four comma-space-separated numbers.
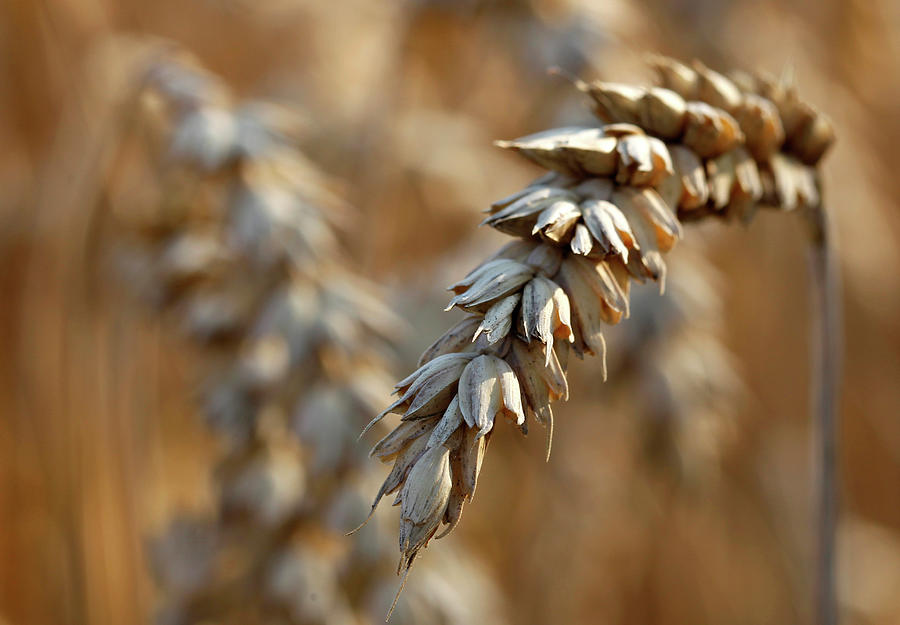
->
363, 55, 834, 599
107, 51, 506, 625
608, 246, 742, 480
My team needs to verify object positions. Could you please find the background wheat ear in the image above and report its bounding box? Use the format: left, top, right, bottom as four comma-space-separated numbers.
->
103, 44, 508, 625
363, 53, 838, 623
602, 241, 743, 483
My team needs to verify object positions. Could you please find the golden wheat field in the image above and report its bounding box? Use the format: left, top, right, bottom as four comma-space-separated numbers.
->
2, 1, 900, 624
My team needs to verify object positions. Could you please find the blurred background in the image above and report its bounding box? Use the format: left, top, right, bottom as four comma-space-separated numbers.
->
2, 0, 900, 624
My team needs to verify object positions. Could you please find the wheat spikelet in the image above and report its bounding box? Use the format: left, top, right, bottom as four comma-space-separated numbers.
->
362, 54, 834, 595
105, 48, 505, 625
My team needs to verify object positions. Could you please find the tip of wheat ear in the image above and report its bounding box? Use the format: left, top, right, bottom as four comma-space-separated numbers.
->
386, 567, 412, 622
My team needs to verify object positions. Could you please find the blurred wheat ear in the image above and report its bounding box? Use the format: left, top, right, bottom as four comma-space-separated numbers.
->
363, 55, 839, 623
606, 242, 743, 482
101, 44, 508, 625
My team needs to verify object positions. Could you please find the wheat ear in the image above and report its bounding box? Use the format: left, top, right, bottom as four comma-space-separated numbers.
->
363, 55, 837, 619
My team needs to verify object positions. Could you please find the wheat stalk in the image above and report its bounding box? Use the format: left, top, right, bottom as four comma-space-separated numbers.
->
105, 48, 506, 625
361, 55, 837, 620
807, 197, 841, 625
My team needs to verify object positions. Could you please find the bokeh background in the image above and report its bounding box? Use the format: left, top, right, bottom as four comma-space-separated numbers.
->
2, 1, 899, 624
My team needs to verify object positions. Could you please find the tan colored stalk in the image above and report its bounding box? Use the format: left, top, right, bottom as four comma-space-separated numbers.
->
807, 200, 840, 625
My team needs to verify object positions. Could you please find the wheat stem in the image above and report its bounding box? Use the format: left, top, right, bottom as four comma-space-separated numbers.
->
807, 200, 841, 625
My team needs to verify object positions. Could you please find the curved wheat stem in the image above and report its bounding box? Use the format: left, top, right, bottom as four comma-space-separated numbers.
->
807, 200, 841, 625
363, 55, 837, 618
105, 48, 506, 625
